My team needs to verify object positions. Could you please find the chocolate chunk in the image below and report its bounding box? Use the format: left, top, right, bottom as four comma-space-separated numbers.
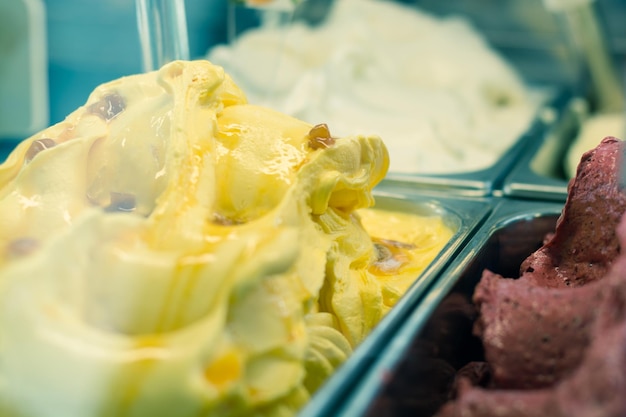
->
25, 138, 56, 162
6, 237, 39, 258
87, 93, 126, 121
453, 362, 492, 393
212, 212, 244, 226
307, 123, 336, 150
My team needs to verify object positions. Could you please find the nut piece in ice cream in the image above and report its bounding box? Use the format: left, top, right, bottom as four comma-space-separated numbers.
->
0, 60, 452, 417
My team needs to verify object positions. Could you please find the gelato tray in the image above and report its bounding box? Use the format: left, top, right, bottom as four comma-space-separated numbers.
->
379, 100, 552, 198
317, 198, 565, 417
503, 94, 623, 201
298, 189, 493, 417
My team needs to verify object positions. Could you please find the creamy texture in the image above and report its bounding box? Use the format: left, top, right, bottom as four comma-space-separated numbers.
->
436, 137, 626, 417
0, 60, 453, 417
358, 208, 454, 309
208, 0, 540, 174
565, 112, 625, 178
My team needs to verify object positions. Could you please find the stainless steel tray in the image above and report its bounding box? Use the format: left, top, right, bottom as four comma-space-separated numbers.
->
380, 87, 564, 198
502, 94, 588, 201
321, 198, 565, 417
298, 190, 494, 417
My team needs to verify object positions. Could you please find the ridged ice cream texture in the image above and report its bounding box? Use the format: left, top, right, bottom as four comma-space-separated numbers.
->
0, 60, 453, 417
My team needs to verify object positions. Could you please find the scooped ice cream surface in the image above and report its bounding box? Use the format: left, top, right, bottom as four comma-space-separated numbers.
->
436, 137, 626, 416
0, 60, 453, 417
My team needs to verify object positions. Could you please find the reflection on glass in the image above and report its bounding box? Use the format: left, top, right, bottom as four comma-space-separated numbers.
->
135, 0, 190, 71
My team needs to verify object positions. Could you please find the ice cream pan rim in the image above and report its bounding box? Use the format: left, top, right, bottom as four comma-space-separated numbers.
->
502, 94, 589, 202
380, 85, 565, 198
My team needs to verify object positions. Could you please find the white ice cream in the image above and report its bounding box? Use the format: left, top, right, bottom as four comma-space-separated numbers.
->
208, 0, 542, 174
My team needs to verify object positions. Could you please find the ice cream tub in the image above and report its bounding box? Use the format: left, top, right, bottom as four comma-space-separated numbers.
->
502, 94, 598, 201
307, 197, 565, 417
297, 189, 494, 417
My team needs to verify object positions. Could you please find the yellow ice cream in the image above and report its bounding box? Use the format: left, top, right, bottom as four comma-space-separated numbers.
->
358, 208, 455, 309
0, 60, 452, 417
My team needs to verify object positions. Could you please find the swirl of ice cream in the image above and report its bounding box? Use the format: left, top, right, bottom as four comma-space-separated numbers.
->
0, 59, 398, 417
0, 59, 456, 416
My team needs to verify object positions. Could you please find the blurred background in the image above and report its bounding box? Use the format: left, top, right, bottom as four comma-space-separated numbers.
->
0, 0, 229, 148
1, 0, 625, 149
